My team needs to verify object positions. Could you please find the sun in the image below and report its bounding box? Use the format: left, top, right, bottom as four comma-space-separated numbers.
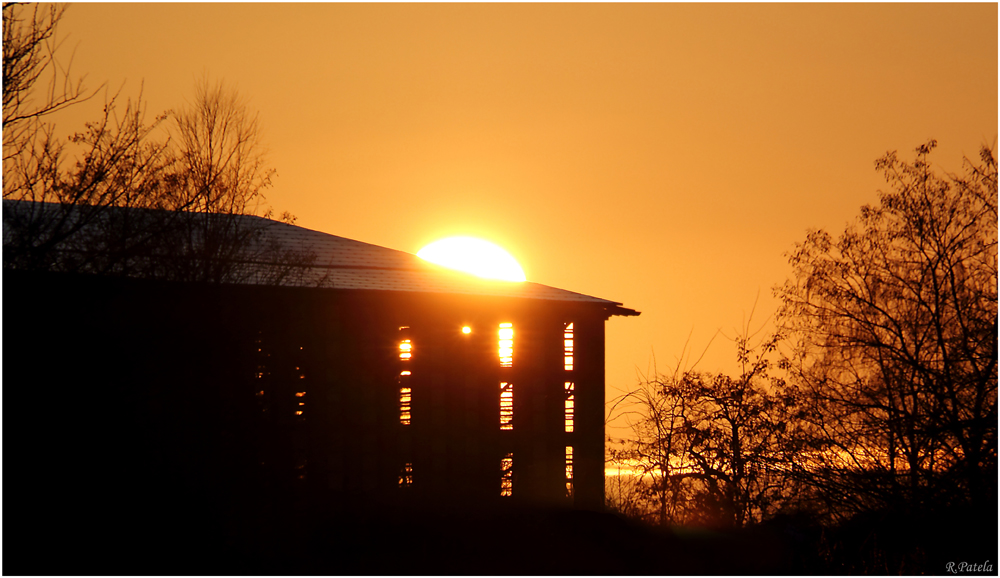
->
417, 237, 527, 282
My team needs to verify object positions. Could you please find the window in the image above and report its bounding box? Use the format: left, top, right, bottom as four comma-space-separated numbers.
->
399, 380, 412, 425
398, 462, 413, 488
565, 446, 574, 498
564, 381, 575, 433
500, 453, 514, 497
500, 382, 513, 430
296, 391, 306, 417
293, 356, 306, 417
499, 322, 513, 367
564, 322, 574, 371
399, 328, 413, 425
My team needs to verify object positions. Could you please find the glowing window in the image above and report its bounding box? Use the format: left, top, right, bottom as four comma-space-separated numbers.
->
564, 382, 575, 433
499, 322, 513, 367
295, 389, 306, 417
400, 387, 412, 425
398, 328, 414, 425
500, 381, 513, 430
564, 322, 574, 371
399, 371, 412, 425
500, 453, 513, 497
565, 446, 574, 498
399, 462, 413, 488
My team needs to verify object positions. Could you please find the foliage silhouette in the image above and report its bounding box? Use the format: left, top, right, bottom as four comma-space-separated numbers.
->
776, 140, 997, 520
608, 329, 798, 529
2, 4, 312, 283
608, 141, 997, 573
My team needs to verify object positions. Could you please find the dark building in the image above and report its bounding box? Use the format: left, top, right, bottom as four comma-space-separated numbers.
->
3, 201, 638, 572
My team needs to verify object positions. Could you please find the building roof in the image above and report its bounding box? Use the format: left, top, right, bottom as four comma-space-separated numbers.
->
259, 217, 639, 316
2, 201, 639, 317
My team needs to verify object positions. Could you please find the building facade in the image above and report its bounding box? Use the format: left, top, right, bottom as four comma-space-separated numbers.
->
4, 201, 639, 564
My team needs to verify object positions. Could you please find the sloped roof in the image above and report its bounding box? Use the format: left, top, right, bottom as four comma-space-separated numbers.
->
259, 217, 639, 316
2, 200, 639, 316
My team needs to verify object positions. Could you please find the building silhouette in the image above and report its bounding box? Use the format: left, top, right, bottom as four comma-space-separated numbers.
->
3, 200, 638, 571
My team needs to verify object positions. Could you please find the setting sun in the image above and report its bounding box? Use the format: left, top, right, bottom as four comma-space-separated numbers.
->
417, 237, 527, 282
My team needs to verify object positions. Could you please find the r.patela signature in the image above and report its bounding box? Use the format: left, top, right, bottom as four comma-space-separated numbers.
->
946, 561, 993, 574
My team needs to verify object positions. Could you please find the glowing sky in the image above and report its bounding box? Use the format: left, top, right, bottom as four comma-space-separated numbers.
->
50, 4, 997, 433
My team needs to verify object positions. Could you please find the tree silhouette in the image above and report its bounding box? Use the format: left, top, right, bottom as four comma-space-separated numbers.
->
608, 332, 798, 528
775, 140, 998, 519
3, 5, 314, 284
3, 3, 91, 180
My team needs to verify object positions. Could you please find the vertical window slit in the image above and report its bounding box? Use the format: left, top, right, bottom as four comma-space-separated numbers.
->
501, 453, 514, 497
399, 462, 413, 488
399, 381, 412, 425
564, 381, 575, 433
499, 322, 513, 367
399, 328, 413, 425
565, 446, 574, 498
500, 381, 513, 430
564, 322, 574, 371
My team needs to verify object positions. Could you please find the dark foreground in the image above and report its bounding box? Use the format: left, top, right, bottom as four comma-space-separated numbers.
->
4, 502, 996, 575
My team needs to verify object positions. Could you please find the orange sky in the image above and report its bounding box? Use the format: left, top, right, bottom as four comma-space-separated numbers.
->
52, 3, 997, 435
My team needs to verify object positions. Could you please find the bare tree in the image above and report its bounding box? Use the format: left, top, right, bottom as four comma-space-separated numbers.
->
775, 140, 998, 518
149, 79, 317, 284
2, 5, 316, 285
608, 331, 797, 528
171, 78, 275, 216
3, 3, 90, 182
3, 4, 178, 272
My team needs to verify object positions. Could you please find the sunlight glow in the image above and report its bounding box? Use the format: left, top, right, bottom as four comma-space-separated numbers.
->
417, 237, 527, 282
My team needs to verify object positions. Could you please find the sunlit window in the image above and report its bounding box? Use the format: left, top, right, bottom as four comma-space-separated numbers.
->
500, 382, 513, 430
565, 446, 574, 498
399, 328, 413, 425
399, 369, 412, 425
399, 326, 412, 361
295, 391, 306, 417
399, 462, 413, 488
564, 322, 574, 371
500, 453, 514, 497
499, 322, 513, 367
400, 385, 412, 426
564, 382, 575, 433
